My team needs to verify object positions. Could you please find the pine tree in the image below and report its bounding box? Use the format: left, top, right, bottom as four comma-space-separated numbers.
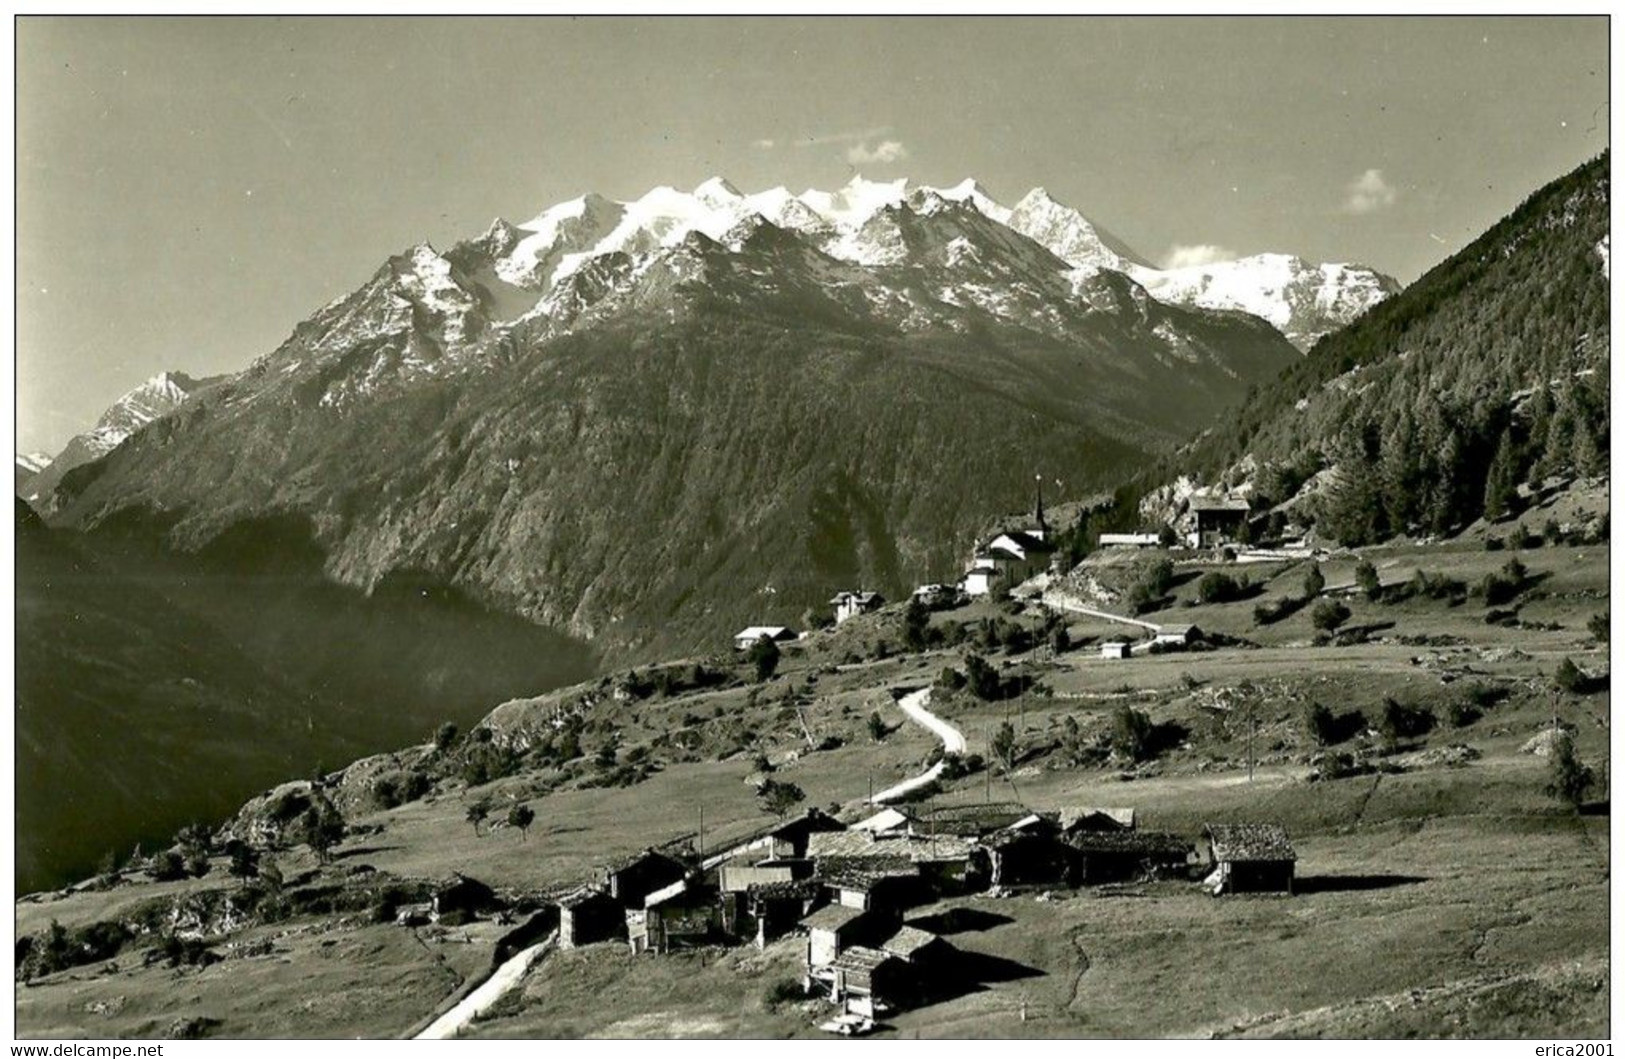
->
1483, 431, 1520, 522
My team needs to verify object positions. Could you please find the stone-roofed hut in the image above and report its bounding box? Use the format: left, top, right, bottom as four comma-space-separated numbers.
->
1203, 823, 1296, 895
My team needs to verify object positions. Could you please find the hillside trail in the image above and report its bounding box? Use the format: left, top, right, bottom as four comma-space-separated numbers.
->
412, 931, 556, 1039
1038, 591, 1160, 635
869, 688, 967, 804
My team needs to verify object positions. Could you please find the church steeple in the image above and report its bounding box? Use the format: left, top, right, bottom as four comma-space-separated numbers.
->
1034, 474, 1048, 540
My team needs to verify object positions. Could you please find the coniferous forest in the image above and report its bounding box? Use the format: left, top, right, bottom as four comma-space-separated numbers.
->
1173, 153, 1607, 546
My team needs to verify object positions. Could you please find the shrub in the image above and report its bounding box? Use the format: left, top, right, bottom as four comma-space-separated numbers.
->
1588, 612, 1608, 642
158, 934, 219, 969
902, 599, 931, 652
1196, 571, 1246, 604
506, 802, 535, 840
1463, 682, 1510, 710
1542, 518, 1563, 545
1484, 535, 1504, 551
150, 850, 187, 882
1311, 600, 1350, 632
1508, 524, 1532, 550
756, 778, 805, 818
935, 666, 967, 693
1301, 563, 1325, 598
1110, 705, 1155, 763
748, 637, 781, 682
763, 978, 804, 1012
1547, 735, 1596, 810
1554, 657, 1585, 693
965, 653, 1003, 701
1478, 556, 1530, 606
1354, 560, 1381, 600
1049, 625, 1071, 653
1314, 751, 1379, 781
1379, 697, 1434, 744
866, 712, 888, 742
1302, 702, 1337, 746
1445, 700, 1481, 728
1412, 570, 1466, 600
1126, 558, 1176, 614
990, 722, 1018, 771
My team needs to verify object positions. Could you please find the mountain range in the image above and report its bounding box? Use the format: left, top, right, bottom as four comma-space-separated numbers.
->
21, 177, 1394, 507
20, 371, 218, 506
37, 175, 1382, 659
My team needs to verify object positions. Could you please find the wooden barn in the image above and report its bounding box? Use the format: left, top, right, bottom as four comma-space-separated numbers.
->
601, 848, 688, 908
803, 904, 878, 971
983, 828, 1075, 890
826, 946, 912, 1016
626, 878, 718, 955
556, 886, 622, 949
1203, 823, 1297, 895
1056, 807, 1137, 834
820, 861, 919, 912
1066, 829, 1195, 884
430, 873, 499, 921
735, 878, 822, 949
702, 808, 844, 872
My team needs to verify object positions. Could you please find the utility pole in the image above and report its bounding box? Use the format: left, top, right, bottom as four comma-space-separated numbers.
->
698, 804, 705, 858
1246, 699, 1257, 783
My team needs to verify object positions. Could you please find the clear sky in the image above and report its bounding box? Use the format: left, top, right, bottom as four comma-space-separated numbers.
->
15, 15, 1609, 453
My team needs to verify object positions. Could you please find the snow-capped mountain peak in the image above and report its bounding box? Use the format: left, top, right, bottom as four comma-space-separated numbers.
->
799, 175, 909, 226
936, 178, 1013, 224
405, 175, 1396, 355
16, 452, 52, 475
693, 176, 745, 208
1006, 186, 1151, 272
1129, 252, 1400, 350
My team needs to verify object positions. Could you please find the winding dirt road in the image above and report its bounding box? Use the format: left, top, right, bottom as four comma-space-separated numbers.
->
869, 688, 967, 804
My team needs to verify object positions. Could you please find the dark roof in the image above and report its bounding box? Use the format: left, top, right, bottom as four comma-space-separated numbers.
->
704, 808, 842, 865
434, 871, 493, 894
820, 860, 919, 889
556, 885, 612, 910
1205, 823, 1296, 862
1056, 807, 1136, 832
749, 879, 821, 902
807, 830, 884, 858
992, 530, 1055, 552
831, 945, 898, 974
981, 828, 1060, 851
1067, 830, 1192, 857
880, 926, 941, 960
802, 904, 869, 932
911, 802, 1031, 837
601, 847, 683, 876
1191, 497, 1252, 513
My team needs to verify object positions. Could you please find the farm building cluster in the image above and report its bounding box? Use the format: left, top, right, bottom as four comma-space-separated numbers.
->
487, 804, 1296, 1021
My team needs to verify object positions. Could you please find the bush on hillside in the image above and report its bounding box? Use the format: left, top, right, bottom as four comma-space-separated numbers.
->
1311, 600, 1351, 632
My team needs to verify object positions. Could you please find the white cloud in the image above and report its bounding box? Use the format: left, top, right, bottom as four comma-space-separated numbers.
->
1344, 168, 1398, 214
752, 138, 776, 150
846, 139, 909, 165
1163, 243, 1237, 269
801, 125, 891, 147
